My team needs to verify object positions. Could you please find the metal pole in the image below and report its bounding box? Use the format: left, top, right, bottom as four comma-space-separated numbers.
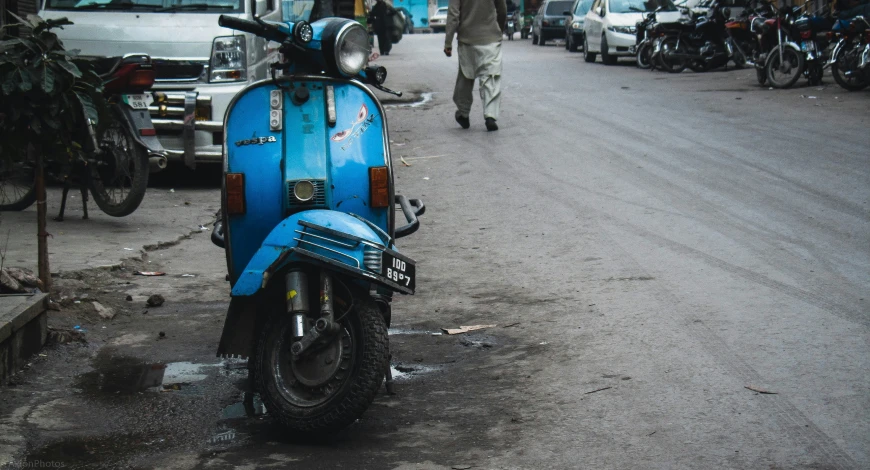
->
32, 144, 51, 292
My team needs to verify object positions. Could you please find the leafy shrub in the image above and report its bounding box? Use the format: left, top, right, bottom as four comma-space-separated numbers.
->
0, 14, 108, 164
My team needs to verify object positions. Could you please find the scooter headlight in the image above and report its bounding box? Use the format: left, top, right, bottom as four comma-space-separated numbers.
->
334, 23, 371, 76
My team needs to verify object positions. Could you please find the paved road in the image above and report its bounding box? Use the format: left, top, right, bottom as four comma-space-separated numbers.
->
2, 34, 868, 469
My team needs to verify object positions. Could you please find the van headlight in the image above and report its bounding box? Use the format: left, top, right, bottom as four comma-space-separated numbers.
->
322, 20, 371, 77
210, 36, 247, 83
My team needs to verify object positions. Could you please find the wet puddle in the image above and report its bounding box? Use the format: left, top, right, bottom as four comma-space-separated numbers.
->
384, 92, 435, 109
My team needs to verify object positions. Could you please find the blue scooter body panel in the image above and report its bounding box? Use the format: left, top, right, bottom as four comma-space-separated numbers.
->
224, 77, 392, 284
232, 210, 400, 296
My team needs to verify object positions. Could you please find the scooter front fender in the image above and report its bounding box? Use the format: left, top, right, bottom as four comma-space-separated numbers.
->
232, 210, 416, 297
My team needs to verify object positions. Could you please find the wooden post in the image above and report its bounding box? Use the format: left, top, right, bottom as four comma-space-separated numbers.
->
32, 144, 51, 292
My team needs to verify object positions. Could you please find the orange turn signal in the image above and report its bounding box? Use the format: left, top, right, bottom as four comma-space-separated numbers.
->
369, 166, 389, 208
226, 173, 246, 215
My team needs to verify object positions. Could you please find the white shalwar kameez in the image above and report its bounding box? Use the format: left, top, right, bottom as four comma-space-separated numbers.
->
453, 41, 503, 120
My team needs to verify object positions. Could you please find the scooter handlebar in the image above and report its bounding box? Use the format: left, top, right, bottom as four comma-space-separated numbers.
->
219, 15, 288, 43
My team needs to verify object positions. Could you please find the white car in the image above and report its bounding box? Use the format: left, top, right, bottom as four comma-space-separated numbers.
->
429, 6, 448, 32
583, 0, 682, 64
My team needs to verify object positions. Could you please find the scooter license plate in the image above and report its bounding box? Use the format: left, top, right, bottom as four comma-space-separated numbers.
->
122, 93, 154, 110
382, 252, 415, 290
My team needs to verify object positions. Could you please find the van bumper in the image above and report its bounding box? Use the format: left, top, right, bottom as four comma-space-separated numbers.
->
149, 82, 246, 168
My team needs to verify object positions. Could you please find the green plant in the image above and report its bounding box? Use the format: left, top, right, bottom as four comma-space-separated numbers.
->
0, 14, 108, 166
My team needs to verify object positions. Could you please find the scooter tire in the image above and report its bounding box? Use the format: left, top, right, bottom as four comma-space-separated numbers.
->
256, 286, 389, 434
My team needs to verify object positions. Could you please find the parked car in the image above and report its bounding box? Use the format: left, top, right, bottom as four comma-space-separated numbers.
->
429, 6, 448, 32
583, 0, 681, 64
39, 0, 290, 171
532, 0, 574, 45
565, 0, 594, 51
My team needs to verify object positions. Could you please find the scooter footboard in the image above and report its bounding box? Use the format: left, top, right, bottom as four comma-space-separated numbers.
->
232, 210, 416, 296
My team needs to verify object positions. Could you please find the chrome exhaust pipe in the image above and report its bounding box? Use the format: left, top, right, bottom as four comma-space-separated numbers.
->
149, 154, 168, 172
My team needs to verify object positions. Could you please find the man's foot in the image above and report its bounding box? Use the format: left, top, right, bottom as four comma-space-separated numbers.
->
455, 112, 470, 129
383, 51, 390, 56
485, 117, 498, 131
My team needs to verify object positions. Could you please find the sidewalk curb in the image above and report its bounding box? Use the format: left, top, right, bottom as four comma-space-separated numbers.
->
0, 293, 48, 383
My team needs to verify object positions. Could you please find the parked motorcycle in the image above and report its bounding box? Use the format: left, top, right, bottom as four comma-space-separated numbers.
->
635, 9, 662, 69
658, 0, 731, 73
212, 13, 425, 433
0, 54, 165, 219
764, 5, 806, 88
830, 15, 870, 91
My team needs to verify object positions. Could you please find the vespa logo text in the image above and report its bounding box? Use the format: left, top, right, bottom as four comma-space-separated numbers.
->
235, 136, 277, 147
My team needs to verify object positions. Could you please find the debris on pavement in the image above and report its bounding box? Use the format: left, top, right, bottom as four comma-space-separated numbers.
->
442, 324, 496, 335
126, 295, 133, 301
0, 268, 23, 293
400, 156, 411, 166
502, 322, 520, 328
3, 267, 43, 290
47, 328, 87, 345
92, 301, 116, 320
135, 271, 166, 276
584, 386, 612, 395
745, 385, 777, 394
147, 294, 165, 307
181, 274, 195, 277
158, 331, 166, 339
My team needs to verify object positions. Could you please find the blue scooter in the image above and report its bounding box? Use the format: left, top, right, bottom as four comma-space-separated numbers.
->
211, 11, 424, 434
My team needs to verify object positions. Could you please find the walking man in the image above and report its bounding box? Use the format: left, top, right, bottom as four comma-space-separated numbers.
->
444, 0, 507, 131
369, 0, 395, 56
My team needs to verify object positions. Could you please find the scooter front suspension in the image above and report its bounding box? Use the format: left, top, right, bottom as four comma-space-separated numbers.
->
289, 270, 341, 357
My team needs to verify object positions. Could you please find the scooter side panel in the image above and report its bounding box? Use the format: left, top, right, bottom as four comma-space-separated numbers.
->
325, 82, 390, 232
225, 84, 286, 282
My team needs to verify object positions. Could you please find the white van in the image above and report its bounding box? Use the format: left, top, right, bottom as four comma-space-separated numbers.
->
40, 0, 315, 169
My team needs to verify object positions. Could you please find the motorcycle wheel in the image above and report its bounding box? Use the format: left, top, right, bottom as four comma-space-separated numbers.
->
766, 47, 804, 89
0, 155, 36, 212
831, 45, 870, 91
659, 37, 687, 73
636, 42, 653, 69
256, 284, 389, 434
584, 36, 596, 63
89, 110, 150, 217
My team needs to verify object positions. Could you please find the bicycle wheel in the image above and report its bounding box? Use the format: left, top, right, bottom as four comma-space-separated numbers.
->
0, 155, 36, 212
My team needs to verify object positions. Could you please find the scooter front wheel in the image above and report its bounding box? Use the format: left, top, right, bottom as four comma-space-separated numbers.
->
256, 285, 389, 434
